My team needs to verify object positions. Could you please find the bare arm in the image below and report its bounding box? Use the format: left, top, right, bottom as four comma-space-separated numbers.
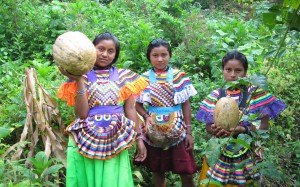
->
127, 97, 147, 162
74, 78, 89, 118
182, 100, 192, 134
182, 100, 194, 151
135, 102, 147, 118
58, 66, 89, 118
124, 96, 139, 131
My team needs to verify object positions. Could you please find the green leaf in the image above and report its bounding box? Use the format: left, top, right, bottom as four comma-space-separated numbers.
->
264, 49, 277, 59
249, 73, 268, 91
229, 136, 252, 149
0, 127, 12, 139
248, 113, 261, 121
27, 151, 52, 177
205, 138, 221, 167
216, 30, 227, 36
41, 164, 63, 179
132, 170, 144, 182
289, 13, 300, 32
259, 161, 286, 182
256, 129, 270, 139
123, 60, 134, 69
9, 180, 31, 187
199, 178, 223, 187
283, 0, 300, 9
263, 12, 277, 30
278, 49, 286, 59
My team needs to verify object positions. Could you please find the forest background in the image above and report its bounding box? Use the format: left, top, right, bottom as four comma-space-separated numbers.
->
0, 0, 299, 186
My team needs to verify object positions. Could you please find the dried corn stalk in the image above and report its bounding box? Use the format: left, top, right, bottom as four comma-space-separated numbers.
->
3, 68, 67, 167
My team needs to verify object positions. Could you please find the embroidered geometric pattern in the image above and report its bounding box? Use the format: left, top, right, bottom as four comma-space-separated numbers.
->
88, 81, 119, 106
65, 68, 145, 160
149, 82, 174, 107
136, 68, 197, 105
137, 68, 197, 148
196, 85, 286, 185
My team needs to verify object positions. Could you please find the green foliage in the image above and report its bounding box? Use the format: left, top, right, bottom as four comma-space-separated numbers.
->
199, 178, 223, 187
0, 0, 299, 186
27, 151, 64, 184
0, 151, 64, 186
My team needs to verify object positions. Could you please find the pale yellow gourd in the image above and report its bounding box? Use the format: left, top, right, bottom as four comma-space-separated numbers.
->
52, 31, 96, 75
214, 95, 239, 130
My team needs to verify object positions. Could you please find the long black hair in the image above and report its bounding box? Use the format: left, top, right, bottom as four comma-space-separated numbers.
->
93, 32, 120, 64
222, 50, 248, 73
146, 38, 172, 62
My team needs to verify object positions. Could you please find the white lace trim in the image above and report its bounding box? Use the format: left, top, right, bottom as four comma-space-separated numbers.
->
174, 85, 197, 104
136, 92, 151, 103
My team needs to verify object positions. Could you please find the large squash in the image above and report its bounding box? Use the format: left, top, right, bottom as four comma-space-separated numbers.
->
214, 95, 239, 130
52, 31, 96, 75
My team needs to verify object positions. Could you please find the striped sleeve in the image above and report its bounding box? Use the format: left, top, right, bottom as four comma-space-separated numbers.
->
118, 69, 148, 102
248, 87, 286, 120
172, 69, 197, 104
195, 89, 220, 124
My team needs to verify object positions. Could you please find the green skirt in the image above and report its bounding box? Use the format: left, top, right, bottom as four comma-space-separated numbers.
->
66, 139, 134, 187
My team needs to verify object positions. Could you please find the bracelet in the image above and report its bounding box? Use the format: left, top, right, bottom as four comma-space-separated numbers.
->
142, 112, 150, 119
136, 136, 143, 140
186, 124, 192, 127
76, 88, 86, 95
142, 112, 149, 117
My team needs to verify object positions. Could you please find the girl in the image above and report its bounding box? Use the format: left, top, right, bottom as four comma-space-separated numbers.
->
134, 38, 197, 187
196, 50, 286, 186
57, 32, 147, 187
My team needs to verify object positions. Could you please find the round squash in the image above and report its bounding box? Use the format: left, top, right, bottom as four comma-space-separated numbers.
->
214, 95, 239, 130
146, 113, 182, 150
52, 31, 96, 75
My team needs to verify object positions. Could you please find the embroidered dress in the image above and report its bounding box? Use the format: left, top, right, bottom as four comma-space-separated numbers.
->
57, 66, 147, 187
137, 67, 197, 147
196, 86, 286, 186
135, 67, 198, 174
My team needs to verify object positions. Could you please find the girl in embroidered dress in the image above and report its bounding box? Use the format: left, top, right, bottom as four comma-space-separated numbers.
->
134, 38, 198, 187
57, 32, 147, 187
196, 50, 286, 187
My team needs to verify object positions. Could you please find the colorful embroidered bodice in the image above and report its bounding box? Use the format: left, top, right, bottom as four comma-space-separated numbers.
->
57, 66, 148, 160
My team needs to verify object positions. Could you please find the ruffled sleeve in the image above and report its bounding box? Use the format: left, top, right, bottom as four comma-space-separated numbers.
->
135, 72, 150, 104
172, 69, 198, 104
117, 69, 148, 102
248, 87, 286, 120
57, 80, 78, 106
118, 76, 148, 102
195, 89, 220, 124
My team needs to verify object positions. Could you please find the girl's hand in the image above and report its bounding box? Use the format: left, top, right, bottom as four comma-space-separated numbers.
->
211, 124, 231, 138
144, 116, 155, 133
58, 66, 83, 82
229, 126, 247, 137
134, 139, 147, 162
185, 134, 194, 151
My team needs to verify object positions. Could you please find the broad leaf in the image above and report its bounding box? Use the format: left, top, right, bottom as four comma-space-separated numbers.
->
132, 170, 144, 182
0, 127, 12, 139
249, 73, 268, 91
263, 12, 277, 30
200, 179, 223, 187
41, 164, 64, 179
205, 138, 221, 167
283, 0, 300, 9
